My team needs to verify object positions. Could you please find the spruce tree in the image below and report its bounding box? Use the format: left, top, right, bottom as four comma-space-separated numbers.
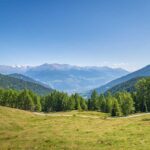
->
111, 99, 121, 117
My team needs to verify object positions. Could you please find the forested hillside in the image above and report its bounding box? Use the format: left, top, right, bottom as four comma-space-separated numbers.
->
106, 77, 145, 94
0, 74, 53, 95
9, 73, 38, 83
89, 65, 150, 95
9, 73, 51, 88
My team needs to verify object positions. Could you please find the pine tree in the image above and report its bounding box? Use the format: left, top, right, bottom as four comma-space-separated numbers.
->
135, 78, 150, 112
90, 90, 99, 110
68, 95, 75, 110
74, 93, 81, 110
105, 92, 113, 113
101, 98, 106, 112
121, 92, 134, 116
80, 97, 87, 110
33, 95, 41, 112
111, 99, 121, 116
97, 94, 105, 111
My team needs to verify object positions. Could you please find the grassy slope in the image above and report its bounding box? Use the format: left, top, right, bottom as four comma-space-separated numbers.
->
0, 106, 150, 150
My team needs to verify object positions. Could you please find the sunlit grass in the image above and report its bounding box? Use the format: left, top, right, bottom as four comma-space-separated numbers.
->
0, 106, 150, 150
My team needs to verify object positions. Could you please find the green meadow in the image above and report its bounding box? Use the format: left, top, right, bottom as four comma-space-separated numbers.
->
0, 106, 150, 150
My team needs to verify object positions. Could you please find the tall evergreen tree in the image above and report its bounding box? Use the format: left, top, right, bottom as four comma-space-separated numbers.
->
111, 99, 121, 116
121, 92, 134, 116
105, 92, 113, 113
135, 79, 150, 112
90, 90, 99, 110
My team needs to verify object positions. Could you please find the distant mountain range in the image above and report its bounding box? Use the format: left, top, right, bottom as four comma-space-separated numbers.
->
0, 74, 53, 95
86, 65, 150, 96
1, 63, 150, 96
0, 65, 29, 74
0, 64, 129, 93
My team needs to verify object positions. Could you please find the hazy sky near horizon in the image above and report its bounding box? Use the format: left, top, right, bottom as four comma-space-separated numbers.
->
0, 0, 150, 71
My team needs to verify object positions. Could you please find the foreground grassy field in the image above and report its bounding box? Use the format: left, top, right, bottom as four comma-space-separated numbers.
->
0, 106, 150, 150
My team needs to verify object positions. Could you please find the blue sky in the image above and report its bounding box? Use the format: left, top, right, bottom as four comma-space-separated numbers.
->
0, 0, 150, 71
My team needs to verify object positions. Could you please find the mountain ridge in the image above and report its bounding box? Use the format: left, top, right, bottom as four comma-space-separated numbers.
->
0, 63, 129, 93
0, 74, 53, 95
88, 64, 150, 95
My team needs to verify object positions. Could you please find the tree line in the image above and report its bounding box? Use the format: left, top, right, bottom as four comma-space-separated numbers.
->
0, 89, 87, 112
0, 78, 150, 116
88, 91, 134, 116
88, 78, 150, 116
